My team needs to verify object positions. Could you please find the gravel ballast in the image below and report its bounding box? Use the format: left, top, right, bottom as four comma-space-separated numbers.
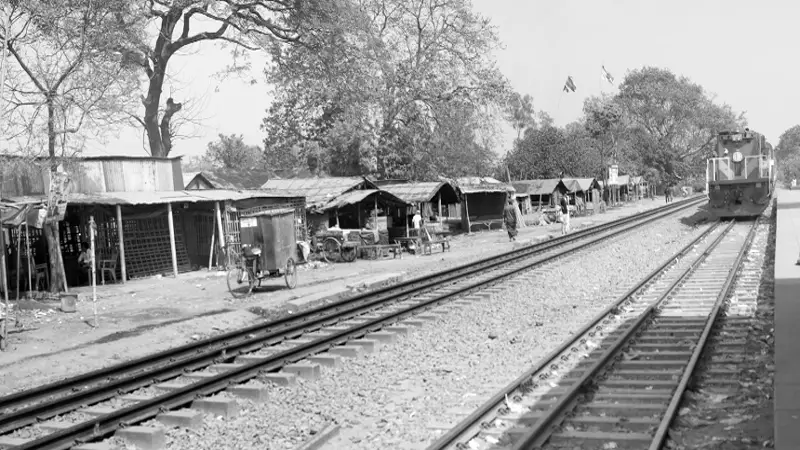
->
161, 209, 712, 450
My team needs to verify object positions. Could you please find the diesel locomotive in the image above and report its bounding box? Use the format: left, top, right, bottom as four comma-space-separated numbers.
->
706, 129, 776, 218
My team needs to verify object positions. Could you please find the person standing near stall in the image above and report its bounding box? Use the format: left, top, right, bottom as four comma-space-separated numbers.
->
503, 198, 518, 242
559, 194, 571, 235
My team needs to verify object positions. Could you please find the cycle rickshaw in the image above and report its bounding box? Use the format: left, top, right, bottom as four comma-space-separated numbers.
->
226, 208, 299, 298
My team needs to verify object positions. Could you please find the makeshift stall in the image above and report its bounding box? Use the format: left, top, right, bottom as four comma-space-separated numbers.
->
313, 190, 410, 261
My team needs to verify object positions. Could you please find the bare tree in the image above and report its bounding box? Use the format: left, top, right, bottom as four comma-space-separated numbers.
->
1, 0, 140, 292
113, 0, 333, 157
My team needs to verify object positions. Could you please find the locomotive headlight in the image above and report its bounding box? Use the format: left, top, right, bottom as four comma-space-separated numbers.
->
732, 151, 744, 163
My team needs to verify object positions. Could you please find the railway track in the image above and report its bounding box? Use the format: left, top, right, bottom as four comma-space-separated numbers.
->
0, 197, 704, 450
427, 211, 764, 450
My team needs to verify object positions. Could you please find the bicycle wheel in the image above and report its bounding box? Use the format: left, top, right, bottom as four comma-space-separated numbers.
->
284, 258, 297, 289
322, 237, 341, 263
341, 245, 357, 263
226, 265, 255, 298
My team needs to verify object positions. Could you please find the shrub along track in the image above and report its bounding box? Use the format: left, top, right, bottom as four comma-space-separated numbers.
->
0, 197, 704, 450
427, 209, 766, 450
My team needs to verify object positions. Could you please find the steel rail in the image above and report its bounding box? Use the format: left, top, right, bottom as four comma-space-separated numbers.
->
0, 196, 703, 418
509, 220, 753, 450
424, 219, 722, 450
648, 217, 760, 450
10, 200, 705, 450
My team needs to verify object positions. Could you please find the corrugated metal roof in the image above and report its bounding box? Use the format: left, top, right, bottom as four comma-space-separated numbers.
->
6, 189, 302, 206
562, 178, 601, 192
456, 176, 503, 185
242, 207, 295, 217
189, 168, 271, 190
318, 189, 410, 211
454, 177, 513, 194
512, 179, 567, 195
0, 203, 36, 228
380, 182, 459, 204
261, 176, 377, 207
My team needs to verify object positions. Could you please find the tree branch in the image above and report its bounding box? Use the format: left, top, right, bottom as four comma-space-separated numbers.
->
5, 41, 47, 94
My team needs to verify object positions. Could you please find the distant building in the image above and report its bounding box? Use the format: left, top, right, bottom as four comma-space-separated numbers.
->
185, 168, 271, 191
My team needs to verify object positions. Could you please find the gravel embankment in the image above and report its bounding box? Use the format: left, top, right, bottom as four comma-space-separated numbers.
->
162, 210, 711, 450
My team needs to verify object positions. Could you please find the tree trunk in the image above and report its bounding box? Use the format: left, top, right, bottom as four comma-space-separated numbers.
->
143, 64, 168, 157
159, 98, 182, 156
44, 222, 63, 293
46, 96, 65, 292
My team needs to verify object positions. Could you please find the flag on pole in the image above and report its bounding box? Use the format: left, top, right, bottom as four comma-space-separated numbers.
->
601, 66, 614, 85
563, 76, 576, 93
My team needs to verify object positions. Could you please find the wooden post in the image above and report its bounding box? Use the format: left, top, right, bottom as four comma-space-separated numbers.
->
208, 232, 215, 270
89, 216, 98, 327
115, 205, 126, 284
167, 203, 178, 278
464, 193, 471, 233
57, 230, 68, 293
373, 196, 378, 229
15, 225, 20, 300
25, 222, 31, 295
0, 226, 8, 350
437, 195, 442, 220
214, 202, 225, 263
404, 207, 409, 238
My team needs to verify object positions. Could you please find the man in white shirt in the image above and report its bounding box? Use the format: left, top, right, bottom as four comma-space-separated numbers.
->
412, 210, 422, 229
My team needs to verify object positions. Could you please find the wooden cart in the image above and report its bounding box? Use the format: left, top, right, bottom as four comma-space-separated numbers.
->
226, 208, 298, 298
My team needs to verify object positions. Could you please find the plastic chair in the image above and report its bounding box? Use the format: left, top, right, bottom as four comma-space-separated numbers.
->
100, 251, 119, 285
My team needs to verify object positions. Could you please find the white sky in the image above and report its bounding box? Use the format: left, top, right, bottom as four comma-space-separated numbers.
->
85, 0, 799, 158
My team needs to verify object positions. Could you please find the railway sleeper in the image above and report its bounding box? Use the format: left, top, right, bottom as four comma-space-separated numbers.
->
626, 343, 696, 351
593, 378, 679, 389
591, 391, 673, 403
563, 414, 661, 432
603, 369, 683, 380
546, 430, 654, 449
616, 350, 694, 360
652, 317, 709, 323
578, 402, 666, 417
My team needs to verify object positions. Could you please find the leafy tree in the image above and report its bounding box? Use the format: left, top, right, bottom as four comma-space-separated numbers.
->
261, 0, 509, 180
185, 134, 266, 173
778, 125, 800, 156
536, 111, 554, 129
1, 0, 140, 292
615, 66, 744, 181
204, 133, 263, 169
505, 92, 535, 140
777, 125, 800, 181
505, 122, 597, 180
583, 95, 622, 184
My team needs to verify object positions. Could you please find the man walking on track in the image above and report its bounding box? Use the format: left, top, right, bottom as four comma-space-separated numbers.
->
559, 194, 570, 235
664, 185, 673, 204
503, 198, 518, 242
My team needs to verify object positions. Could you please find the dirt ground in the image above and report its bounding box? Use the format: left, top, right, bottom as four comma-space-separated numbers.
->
0, 197, 674, 395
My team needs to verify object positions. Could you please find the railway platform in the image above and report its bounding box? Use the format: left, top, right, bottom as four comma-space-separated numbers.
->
775, 188, 800, 449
